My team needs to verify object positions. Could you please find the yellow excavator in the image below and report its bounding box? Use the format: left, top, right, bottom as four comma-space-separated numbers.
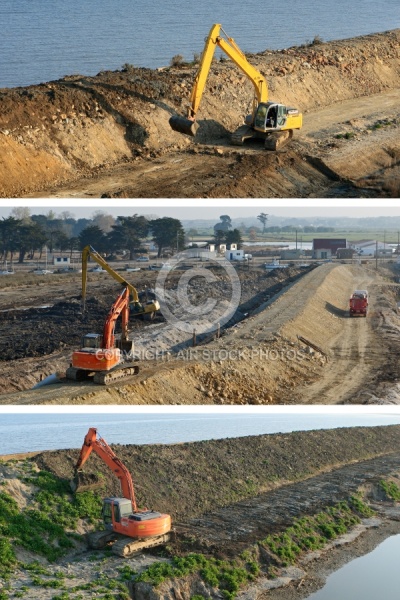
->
81, 245, 160, 319
169, 23, 302, 150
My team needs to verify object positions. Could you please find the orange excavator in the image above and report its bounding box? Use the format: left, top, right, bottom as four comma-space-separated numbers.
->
66, 287, 139, 385
72, 427, 172, 557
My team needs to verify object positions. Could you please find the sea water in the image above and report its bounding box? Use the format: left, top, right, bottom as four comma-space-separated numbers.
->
1, 0, 399, 88
1, 411, 400, 454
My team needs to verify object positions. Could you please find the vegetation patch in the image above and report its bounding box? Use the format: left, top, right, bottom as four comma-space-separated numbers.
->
0, 464, 102, 577
132, 496, 375, 599
135, 553, 256, 600
379, 479, 400, 502
261, 498, 371, 568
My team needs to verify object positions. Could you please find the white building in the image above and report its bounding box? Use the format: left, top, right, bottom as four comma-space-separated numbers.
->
53, 256, 71, 266
352, 241, 393, 257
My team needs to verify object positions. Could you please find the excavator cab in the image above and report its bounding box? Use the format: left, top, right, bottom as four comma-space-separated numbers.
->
103, 497, 132, 527
80, 333, 102, 350
254, 102, 282, 131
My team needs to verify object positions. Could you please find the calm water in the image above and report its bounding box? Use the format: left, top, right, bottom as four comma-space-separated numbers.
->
1, 411, 400, 455
305, 534, 400, 599
1, 0, 399, 88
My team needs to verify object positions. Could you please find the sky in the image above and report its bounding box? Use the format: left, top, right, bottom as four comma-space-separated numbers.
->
3, 200, 400, 220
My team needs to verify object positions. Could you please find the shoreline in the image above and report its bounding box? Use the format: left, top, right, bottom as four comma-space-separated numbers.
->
1, 28, 397, 91
250, 508, 400, 600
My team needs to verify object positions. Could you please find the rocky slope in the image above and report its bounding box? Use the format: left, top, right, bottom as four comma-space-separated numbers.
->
0, 29, 399, 197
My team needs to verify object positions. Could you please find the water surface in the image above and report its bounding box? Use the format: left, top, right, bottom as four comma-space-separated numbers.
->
1, 411, 399, 455
1, 0, 399, 88
305, 534, 400, 600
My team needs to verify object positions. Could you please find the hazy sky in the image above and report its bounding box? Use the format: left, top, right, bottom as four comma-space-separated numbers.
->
3, 200, 400, 220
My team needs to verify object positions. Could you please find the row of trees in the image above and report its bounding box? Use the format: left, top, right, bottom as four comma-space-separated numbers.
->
213, 213, 335, 238
0, 212, 185, 263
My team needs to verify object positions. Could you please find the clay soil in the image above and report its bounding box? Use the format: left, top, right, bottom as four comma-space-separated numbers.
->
1, 260, 400, 405
0, 30, 399, 198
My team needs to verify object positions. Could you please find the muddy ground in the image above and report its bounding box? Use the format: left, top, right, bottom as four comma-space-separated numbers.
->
2, 426, 400, 599
0, 29, 399, 198
1, 260, 400, 405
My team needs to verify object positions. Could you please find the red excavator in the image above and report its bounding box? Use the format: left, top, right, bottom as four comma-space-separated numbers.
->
72, 427, 172, 557
66, 287, 139, 385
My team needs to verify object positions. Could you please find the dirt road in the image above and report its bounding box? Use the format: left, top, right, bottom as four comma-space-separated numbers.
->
1, 262, 399, 405
295, 272, 376, 404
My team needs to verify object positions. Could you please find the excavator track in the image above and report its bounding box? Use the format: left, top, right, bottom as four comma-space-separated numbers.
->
264, 129, 293, 151
66, 366, 89, 381
111, 533, 172, 557
87, 529, 118, 549
93, 364, 140, 385
230, 125, 255, 146
66, 364, 139, 385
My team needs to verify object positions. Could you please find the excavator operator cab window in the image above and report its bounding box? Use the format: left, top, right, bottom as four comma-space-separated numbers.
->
254, 103, 278, 130
276, 104, 287, 128
81, 333, 102, 349
254, 104, 267, 129
103, 500, 125, 524
102, 501, 113, 525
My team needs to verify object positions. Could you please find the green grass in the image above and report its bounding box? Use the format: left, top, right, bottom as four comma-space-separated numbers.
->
0, 468, 102, 577
134, 553, 256, 600
380, 480, 400, 502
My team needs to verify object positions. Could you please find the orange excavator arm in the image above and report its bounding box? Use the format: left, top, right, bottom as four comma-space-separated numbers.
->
74, 427, 138, 512
101, 287, 130, 350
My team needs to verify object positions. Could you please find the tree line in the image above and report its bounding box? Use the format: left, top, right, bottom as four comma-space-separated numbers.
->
0, 210, 185, 263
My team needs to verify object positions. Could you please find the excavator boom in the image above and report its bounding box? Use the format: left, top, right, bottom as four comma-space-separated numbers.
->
81, 245, 160, 317
73, 427, 137, 509
101, 287, 130, 350
170, 23, 268, 136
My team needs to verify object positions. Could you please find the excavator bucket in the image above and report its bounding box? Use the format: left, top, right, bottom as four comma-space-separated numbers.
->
71, 471, 103, 493
169, 115, 199, 137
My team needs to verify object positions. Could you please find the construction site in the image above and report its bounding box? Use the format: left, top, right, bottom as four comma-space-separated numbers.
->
1, 253, 400, 405
1, 424, 400, 599
0, 28, 399, 198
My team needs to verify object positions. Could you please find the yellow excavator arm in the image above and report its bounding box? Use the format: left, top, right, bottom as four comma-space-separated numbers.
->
189, 24, 268, 118
81, 245, 159, 317
170, 23, 268, 136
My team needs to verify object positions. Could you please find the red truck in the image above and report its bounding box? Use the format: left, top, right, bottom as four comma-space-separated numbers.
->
349, 290, 368, 317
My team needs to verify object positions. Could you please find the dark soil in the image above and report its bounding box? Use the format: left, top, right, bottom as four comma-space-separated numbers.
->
0, 265, 306, 362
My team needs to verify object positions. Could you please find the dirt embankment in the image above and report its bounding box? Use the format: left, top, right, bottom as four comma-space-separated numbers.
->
0, 29, 399, 197
2, 262, 400, 406
35, 425, 400, 533
3, 426, 400, 600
